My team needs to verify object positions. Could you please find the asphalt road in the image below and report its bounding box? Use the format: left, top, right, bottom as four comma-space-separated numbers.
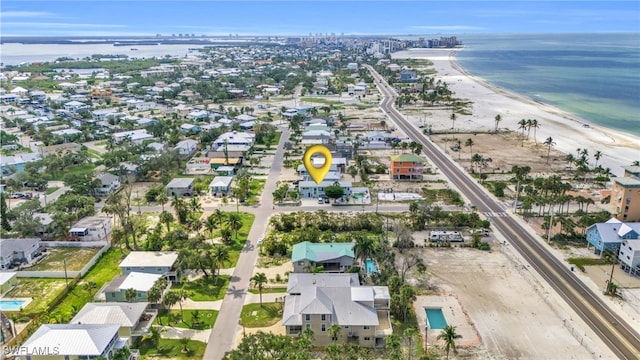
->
367, 65, 640, 359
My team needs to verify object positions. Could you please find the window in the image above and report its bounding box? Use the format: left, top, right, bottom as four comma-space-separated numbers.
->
321, 314, 326, 321
306, 324, 311, 330
321, 324, 326, 332
364, 337, 371, 341
363, 326, 370, 330
305, 314, 310, 321
344, 325, 349, 329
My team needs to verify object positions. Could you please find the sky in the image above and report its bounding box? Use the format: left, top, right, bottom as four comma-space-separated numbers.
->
1, 1, 639, 37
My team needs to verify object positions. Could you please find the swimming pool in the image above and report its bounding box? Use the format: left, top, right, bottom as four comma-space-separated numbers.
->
365, 259, 378, 274
425, 307, 448, 329
0, 300, 26, 311
353, 193, 364, 199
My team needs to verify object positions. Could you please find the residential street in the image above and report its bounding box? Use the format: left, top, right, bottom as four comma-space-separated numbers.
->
203, 127, 289, 359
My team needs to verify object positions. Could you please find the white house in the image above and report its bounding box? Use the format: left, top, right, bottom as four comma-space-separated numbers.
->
213, 131, 255, 148
174, 139, 198, 158
95, 173, 121, 196
119, 251, 179, 281
209, 176, 234, 197
112, 129, 153, 144
22, 324, 125, 359
69, 216, 113, 242
166, 177, 195, 196
0, 238, 42, 270
299, 180, 352, 199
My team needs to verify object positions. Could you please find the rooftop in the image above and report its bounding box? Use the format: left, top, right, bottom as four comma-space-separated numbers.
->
291, 241, 355, 263
390, 153, 425, 163
71, 302, 149, 327
166, 177, 194, 188
23, 324, 120, 356
119, 251, 178, 268
119, 272, 162, 292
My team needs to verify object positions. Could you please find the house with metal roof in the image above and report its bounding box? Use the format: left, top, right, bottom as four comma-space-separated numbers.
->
291, 242, 355, 273
103, 272, 164, 303
282, 273, 391, 348
166, 177, 195, 196
586, 218, 640, 258
209, 176, 234, 197
0, 238, 42, 270
389, 153, 425, 181
119, 251, 179, 282
71, 302, 156, 344
21, 324, 126, 359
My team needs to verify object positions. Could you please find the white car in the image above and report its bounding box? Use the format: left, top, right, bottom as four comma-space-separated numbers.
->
257, 238, 264, 245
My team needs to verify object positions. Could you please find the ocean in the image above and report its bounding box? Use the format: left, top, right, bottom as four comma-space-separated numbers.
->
455, 33, 640, 136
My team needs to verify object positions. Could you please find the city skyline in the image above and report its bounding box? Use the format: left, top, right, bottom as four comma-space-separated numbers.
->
1, 1, 639, 37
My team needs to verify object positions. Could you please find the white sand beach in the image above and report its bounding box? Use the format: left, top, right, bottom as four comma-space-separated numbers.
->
392, 48, 640, 176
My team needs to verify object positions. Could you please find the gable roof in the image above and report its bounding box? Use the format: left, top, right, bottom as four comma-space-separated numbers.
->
119, 251, 178, 268
291, 241, 355, 263
390, 153, 425, 163
118, 272, 162, 292
71, 302, 148, 327
23, 324, 119, 356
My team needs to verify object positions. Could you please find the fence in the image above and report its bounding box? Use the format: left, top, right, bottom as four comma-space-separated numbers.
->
16, 242, 110, 279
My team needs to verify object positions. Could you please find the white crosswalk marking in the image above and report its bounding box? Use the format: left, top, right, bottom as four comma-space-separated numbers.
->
484, 212, 508, 218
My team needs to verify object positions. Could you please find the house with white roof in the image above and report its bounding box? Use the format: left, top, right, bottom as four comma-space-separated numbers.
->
95, 173, 121, 196
209, 176, 234, 197
166, 177, 195, 196
69, 216, 112, 242
213, 131, 255, 148
174, 139, 198, 158
21, 324, 126, 359
71, 302, 156, 344
104, 272, 164, 302
63, 100, 90, 113
299, 180, 352, 199
282, 273, 391, 347
112, 129, 153, 144
119, 251, 179, 281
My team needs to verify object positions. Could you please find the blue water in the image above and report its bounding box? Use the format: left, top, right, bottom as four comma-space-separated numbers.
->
365, 259, 378, 274
0, 300, 26, 311
425, 307, 448, 329
455, 33, 640, 136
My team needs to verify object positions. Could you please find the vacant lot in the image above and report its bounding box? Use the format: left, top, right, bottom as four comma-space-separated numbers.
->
29, 247, 101, 271
6, 278, 67, 314
408, 244, 603, 359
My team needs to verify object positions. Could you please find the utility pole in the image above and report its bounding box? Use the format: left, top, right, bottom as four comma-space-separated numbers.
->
63, 258, 69, 287
546, 207, 554, 243
513, 179, 521, 213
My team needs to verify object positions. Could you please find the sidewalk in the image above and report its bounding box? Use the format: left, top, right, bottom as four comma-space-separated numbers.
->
159, 325, 211, 343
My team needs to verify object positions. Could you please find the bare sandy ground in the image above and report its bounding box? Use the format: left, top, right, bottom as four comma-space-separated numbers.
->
415, 245, 614, 359
392, 48, 640, 176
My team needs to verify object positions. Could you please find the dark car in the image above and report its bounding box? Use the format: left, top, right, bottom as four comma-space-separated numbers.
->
324, 197, 330, 204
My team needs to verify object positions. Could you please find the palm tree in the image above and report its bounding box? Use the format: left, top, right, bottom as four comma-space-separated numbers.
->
213, 209, 226, 227
529, 119, 539, 143
162, 291, 179, 323
354, 235, 376, 273
455, 139, 462, 160
449, 112, 456, 129
124, 288, 137, 302
404, 327, 418, 360
205, 215, 217, 237
328, 324, 342, 343
594, 150, 603, 167
465, 138, 474, 155
226, 212, 243, 239
211, 245, 230, 281
251, 272, 268, 306
142, 326, 166, 347
156, 192, 168, 212
494, 114, 502, 132
564, 154, 576, 170
179, 336, 191, 353
518, 119, 528, 146
160, 211, 174, 233
173, 289, 189, 321
544, 137, 556, 164
437, 325, 462, 360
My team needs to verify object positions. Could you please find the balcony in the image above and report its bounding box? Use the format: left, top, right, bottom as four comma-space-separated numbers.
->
375, 310, 393, 337
131, 309, 158, 337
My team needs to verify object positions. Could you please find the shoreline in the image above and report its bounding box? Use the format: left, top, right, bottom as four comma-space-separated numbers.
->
392, 48, 640, 176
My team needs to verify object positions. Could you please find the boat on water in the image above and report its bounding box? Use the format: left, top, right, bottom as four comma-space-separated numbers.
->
131, 48, 139, 51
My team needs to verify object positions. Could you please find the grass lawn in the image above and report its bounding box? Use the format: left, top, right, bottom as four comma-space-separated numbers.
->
568, 257, 612, 271
246, 179, 266, 206
5, 278, 67, 314
29, 247, 101, 271
139, 338, 205, 360
228, 213, 256, 266
300, 97, 343, 105
45, 186, 60, 195
47, 248, 129, 321
240, 303, 282, 328
86, 148, 103, 160
248, 287, 287, 294
172, 276, 230, 301
154, 309, 218, 330
49, 163, 96, 181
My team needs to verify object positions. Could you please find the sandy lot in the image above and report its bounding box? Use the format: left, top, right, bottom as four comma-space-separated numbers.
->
392, 48, 640, 177
410, 245, 614, 359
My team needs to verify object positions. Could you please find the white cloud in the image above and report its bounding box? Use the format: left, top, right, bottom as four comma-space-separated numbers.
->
3, 22, 127, 29
1, 11, 57, 18
411, 25, 486, 31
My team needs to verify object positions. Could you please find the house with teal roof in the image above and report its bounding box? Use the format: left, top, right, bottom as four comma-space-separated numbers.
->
292, 241, 355, 273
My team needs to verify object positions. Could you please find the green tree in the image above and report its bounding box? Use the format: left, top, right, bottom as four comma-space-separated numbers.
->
494, 114, 502, 132
1, 193, 12, 231
437, 325, 462, 360
226, 212, 243, 239
449, 112, 456, 129
324, 183, 345, 202
156, 191, 168, 212
465, 138, 474, 155
124, 288, 137, 302
159, 211, 174, 233
328, 323, 342, 343
142, 326, 166, 347
544, 137, 556, 164
211, 245, 230, 281
180, 336, 191, 352
251, 272, 268, 306
354, 235, 376, 273
404, 327, 418, 360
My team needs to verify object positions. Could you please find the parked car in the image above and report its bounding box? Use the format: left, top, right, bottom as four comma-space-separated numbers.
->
324, 197, 330, 204
318, 197, 324, 204
257, 238, 264, 245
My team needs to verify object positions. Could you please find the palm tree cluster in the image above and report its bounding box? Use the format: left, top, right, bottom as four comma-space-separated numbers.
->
517, 118, 541, 145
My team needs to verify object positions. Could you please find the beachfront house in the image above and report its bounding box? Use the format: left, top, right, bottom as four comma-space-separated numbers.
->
610, 166, 640, 222
291, 242, 355, 273
282, 273, 392, 348
389, 153, 425, 181
586, 218, 640, 257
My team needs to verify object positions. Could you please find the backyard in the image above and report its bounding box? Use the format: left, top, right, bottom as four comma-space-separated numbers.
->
28, 247, 101, 271
5, 278, 67, 314
154, 309, 218, 330
240, 303, 282, 328
172, 276, 230, 301
139, 338, 206, 360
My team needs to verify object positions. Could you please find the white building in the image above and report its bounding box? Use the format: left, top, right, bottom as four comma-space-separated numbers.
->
69, 216, 113, 242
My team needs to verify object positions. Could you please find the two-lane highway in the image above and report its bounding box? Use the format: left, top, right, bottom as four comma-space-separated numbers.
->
367, 65, 640, 359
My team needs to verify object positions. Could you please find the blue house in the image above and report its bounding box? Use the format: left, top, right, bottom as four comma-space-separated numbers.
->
180, 123, 201, 135
399, 70, 418, 83
586, 218, 640, 257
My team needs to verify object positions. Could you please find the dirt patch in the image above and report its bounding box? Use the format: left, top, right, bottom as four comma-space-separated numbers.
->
408, 245, 599, 359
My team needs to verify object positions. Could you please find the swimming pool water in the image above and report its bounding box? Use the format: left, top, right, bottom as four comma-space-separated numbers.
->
0, 300, 26, 311
425, 308, 448, 329
365, 259, 378, 274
